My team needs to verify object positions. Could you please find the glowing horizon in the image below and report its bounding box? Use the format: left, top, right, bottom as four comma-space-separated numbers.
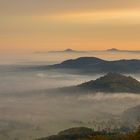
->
0, 0, 140, 54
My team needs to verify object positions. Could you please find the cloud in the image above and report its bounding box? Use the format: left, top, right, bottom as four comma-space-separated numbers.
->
78, 93, 140, 101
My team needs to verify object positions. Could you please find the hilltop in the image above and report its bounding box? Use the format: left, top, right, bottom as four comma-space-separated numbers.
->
106, 48, 120, 52
45, 57, 140, 74
36, 126, 140, 140
54, 73, 140, 94
48, 49, 86, 53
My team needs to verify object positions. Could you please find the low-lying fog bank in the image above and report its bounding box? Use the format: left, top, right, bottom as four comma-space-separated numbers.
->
0, 92, 140, 140
0, 65, 140, 140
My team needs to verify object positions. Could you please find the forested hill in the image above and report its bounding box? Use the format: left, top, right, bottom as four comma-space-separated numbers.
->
53, 73, 140, 94
45, 57, 140, 74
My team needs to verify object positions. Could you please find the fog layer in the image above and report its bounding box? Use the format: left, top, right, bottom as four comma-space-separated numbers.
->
0, 62, 140, 140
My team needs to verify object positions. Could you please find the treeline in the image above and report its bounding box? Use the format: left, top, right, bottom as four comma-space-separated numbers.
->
36, 126, 140, 140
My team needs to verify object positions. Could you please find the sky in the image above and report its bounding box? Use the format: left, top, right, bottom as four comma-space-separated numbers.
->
0, 0, 140, 53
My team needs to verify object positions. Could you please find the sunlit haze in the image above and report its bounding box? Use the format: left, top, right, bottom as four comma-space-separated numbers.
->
0, 0, 140, 54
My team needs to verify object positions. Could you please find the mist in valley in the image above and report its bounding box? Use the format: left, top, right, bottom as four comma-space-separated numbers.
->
0, 52, 140, 140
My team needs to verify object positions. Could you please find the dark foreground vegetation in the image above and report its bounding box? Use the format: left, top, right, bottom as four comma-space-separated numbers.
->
36, 126, 140, 140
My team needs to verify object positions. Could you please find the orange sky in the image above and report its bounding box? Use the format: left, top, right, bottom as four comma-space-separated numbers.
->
0, 0, 140, 53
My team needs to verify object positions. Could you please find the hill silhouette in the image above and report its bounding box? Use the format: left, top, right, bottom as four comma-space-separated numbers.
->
45, 57, 140, 74
48, 49, 86, 54
53, 73, 140, 94
36, 126, 140, 140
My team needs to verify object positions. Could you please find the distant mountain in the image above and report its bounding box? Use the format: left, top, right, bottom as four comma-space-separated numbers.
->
48, 49, 86, 54
59, 57, 105, 68
52, 73, 140, 94
106, 48, 120, 52
45, 57, 140, 74
106, 48, 140, 53
34, 49, 140, 54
